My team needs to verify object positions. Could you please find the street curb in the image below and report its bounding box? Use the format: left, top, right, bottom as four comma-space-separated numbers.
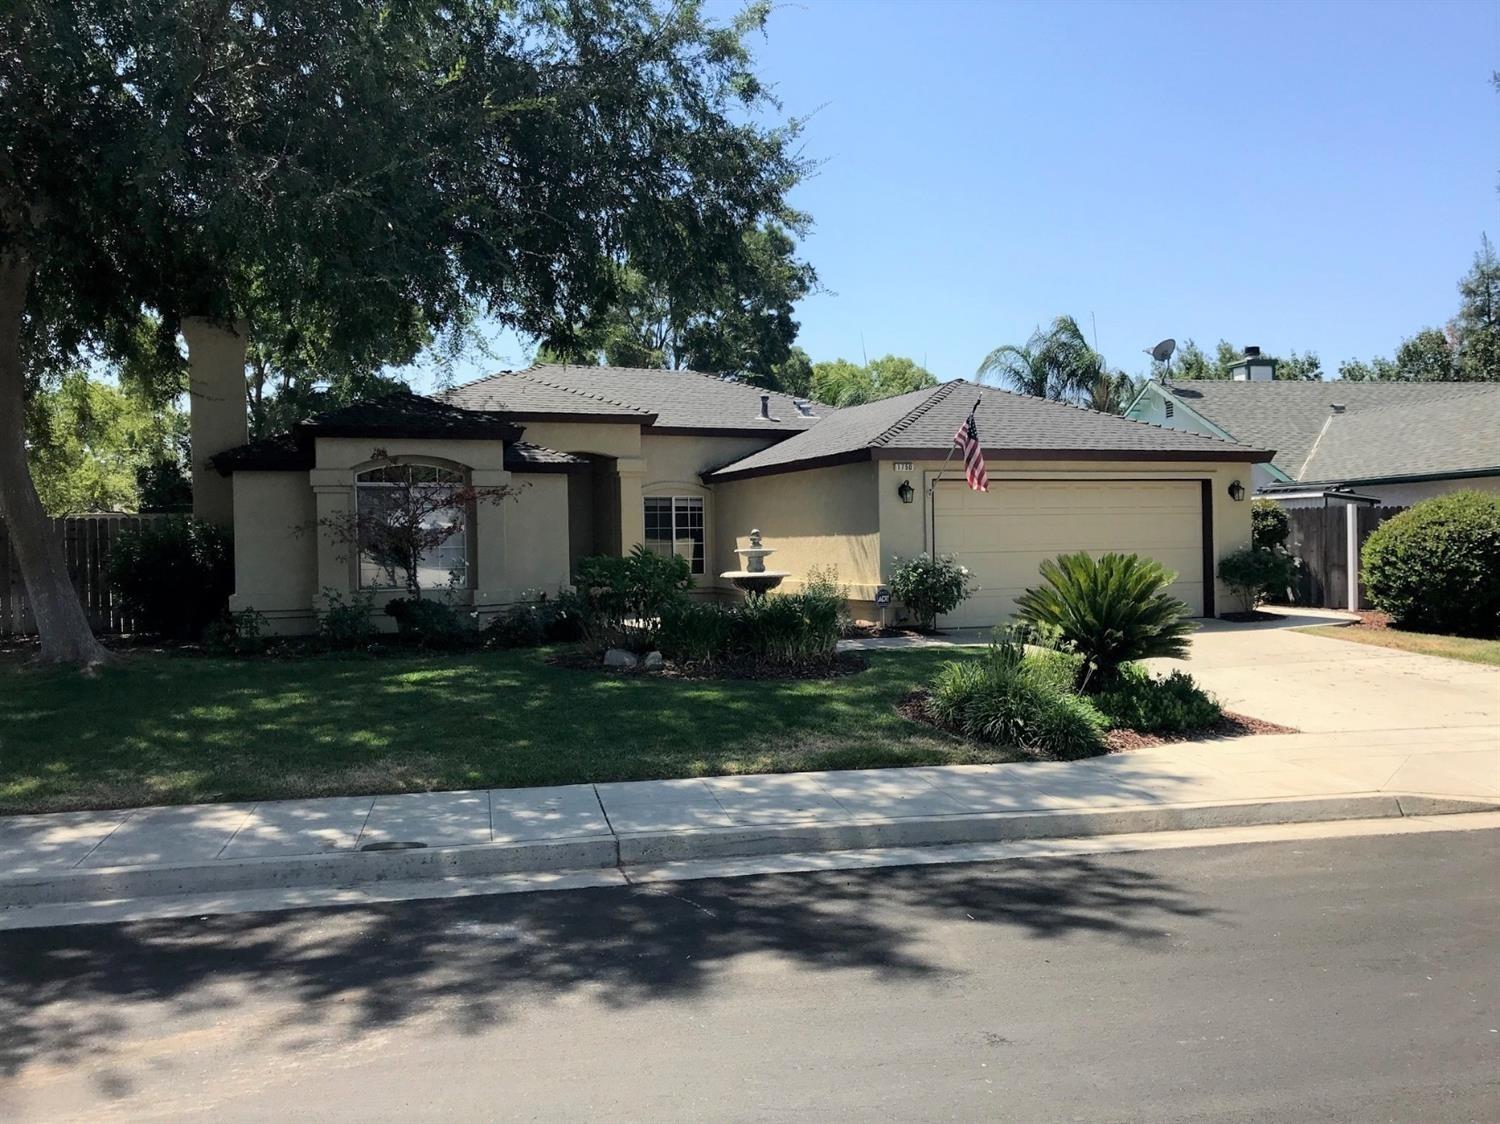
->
2, 793, 1494, 910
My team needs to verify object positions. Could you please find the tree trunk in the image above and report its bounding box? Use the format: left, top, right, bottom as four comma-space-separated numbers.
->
0, 250, 108, 666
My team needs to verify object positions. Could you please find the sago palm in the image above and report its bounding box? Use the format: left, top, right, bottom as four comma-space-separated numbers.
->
1015, 552, 1194, 690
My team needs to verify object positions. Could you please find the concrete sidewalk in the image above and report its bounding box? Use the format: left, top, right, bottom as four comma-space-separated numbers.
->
3, 724, 1496, 920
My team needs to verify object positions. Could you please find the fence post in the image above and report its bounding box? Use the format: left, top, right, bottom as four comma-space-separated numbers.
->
1344, 502, 1360, 612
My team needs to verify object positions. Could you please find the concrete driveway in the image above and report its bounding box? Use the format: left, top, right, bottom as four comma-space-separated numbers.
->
1149, 610, 1500, 734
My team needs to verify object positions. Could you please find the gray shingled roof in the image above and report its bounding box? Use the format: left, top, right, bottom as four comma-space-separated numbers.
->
709, 380, 1269, 480
442, 365, 821, 432
1164, 380, 1500, 483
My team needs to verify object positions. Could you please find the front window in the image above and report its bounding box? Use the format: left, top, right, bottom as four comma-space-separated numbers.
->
355, 463, 470, 590
644, 495, 705, 575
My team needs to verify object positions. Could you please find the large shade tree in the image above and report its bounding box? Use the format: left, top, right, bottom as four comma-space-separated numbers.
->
1, 0, 806, 664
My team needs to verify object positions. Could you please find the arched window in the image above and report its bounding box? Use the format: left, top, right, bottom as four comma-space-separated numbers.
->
354, 462, 471, 590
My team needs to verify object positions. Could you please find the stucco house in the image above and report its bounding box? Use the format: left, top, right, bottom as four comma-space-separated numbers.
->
1125, 373, 1500, 508
206, 362, 1271, 633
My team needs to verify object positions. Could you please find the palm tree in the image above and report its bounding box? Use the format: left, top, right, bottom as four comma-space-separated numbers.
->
976, 315, 1104, 401
1086, 369, 1138, 415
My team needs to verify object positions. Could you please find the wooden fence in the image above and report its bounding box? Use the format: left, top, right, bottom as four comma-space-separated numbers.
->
1284, 504, 1407, 610
0, 514, 168, 636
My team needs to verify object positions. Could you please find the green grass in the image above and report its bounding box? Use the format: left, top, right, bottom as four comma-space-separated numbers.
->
0, 647, 1016, 814
1297, 625, 1500, 667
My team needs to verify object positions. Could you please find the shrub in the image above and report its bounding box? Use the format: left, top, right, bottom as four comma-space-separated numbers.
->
1015, 551, 1194, 691
1093, 665, 1222, 734
384, 596, 474, 648
658, 600, 736, 664
928, 635, 1108, 760
734, 589, 843, 666
483, 604, 547, 649
889, 552, 975, 630
1251, 499, 1289, 551
573, 546, 693, 650
804, 564, 856, 636
1362, 491, 1500, 637
1217, 546, 1297, 610
204, 608, 269, 655
108, 516, 233, 640
318, 588, 378, 648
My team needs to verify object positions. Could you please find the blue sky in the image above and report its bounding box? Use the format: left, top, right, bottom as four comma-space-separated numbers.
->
425, 0, 1499, 387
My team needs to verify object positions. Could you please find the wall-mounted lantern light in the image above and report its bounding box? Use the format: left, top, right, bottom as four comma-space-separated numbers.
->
1228, 480, 1246, 502
897, 479, 915, 504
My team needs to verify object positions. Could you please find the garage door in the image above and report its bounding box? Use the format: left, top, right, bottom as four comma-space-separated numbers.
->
933, 479, 1205, 627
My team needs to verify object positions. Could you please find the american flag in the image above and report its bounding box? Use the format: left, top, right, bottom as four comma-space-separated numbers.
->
953, 402, 988, 492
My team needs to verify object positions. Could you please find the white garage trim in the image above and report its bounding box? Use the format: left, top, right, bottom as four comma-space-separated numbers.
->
928, 476, 1214, 627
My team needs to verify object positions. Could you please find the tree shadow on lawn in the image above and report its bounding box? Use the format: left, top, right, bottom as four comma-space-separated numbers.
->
0, 649, 974, 811
0, 851, 1219, 1099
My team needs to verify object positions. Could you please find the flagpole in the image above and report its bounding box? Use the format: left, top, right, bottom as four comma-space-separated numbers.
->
927, 397, 983, 554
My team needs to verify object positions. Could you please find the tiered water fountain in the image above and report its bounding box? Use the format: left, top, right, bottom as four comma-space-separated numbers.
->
720, 528, 789, 598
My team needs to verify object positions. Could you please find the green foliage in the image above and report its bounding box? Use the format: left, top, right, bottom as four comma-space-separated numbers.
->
318, 589, 379, 649
1217, 546, 1297, 610
735, 588, 843, 666
107, 517, 233, 640
809, 355, 938, 407
1093, 665, 1222, 734
1152, 339, 1320, 381
205, 608, 269, 655
889, 553, 976, 630
657, 600, 738, 664
384, 597, 474, 648
1362, 491, 1500, 637
977, 315, 1103, 401
573, 546, 694, 650
482, 596, 585, 649
1454, 233, 1500, 381
1251, 499, 1290, 550
25, 373, 186, 515
928, 637, 1107, 760
1015, 552, 1194, 689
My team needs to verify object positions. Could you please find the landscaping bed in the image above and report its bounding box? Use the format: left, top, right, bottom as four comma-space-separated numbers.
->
546, 648, 869, 680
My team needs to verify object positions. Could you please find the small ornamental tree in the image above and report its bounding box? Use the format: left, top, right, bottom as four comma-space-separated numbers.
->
311, 451, 516, 597
889, 553, 975, 631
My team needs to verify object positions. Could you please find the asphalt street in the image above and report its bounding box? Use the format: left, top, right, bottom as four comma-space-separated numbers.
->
2, 829, 1497, 1122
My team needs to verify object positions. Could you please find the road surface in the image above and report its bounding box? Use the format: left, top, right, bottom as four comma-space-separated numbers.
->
2, 830, 1497, 1122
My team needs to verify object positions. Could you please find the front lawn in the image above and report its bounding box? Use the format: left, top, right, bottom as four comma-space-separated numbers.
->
0, 647, 1014, 815
1297, 622, 1500, 667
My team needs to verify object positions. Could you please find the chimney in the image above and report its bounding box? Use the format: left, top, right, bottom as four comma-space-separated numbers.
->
1229, 346, 1277, 382
182, 317, 250, 527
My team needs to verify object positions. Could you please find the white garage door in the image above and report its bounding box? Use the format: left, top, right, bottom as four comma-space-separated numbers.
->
933, 479, 1205, 627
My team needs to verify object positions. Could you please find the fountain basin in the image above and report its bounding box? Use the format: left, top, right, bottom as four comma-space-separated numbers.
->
721, 569, 790, 597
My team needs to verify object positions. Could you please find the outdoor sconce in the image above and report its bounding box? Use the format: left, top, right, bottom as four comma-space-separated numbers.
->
897, 479, 915, 504
1228, 480, 1246, 502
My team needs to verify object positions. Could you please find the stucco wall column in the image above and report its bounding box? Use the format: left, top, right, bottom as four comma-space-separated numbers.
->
181, 317, 249, 526
471, 468, 511, 609
311, 482, 354, 598
616, 457, 646, 554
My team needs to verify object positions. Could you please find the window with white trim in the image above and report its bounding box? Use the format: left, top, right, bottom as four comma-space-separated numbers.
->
644, 495, 705, 575
355, 463, 470, 590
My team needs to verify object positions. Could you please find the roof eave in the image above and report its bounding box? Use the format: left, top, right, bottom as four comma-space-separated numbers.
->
705, 448, 873, 483
869, 446, 1276, 464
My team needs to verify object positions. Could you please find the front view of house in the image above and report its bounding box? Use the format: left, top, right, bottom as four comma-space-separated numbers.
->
209, 364, 1273, 632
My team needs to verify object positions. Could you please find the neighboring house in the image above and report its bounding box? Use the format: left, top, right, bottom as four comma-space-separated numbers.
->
208, 363, 1270, 632
1126, 378, 1500, 507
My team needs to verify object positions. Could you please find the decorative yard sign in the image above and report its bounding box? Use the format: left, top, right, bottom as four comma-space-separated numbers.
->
874, 587, 892, 606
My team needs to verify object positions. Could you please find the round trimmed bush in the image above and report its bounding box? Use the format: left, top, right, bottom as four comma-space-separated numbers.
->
1361, 491, 1500, 637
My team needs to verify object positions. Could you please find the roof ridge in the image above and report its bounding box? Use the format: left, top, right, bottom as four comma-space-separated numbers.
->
510, 367, 646, 414
874, 380, 964, 447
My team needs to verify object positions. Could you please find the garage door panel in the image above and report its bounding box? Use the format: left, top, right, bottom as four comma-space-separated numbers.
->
934, 480, 1205, 626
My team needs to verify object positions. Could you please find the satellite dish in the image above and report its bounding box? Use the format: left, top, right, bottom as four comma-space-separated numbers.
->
1150, 338, 1177, 364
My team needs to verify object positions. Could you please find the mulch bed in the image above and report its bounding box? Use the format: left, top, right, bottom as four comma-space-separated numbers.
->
843, 623, 933, 639
1338, 611, 1395, 632
546, 648, 869, 681
896, 688, 1298, 756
